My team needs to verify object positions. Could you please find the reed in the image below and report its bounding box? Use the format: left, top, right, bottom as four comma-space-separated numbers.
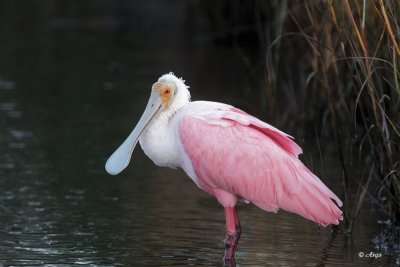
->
187, 1, 400, 258
262, 0, 400, 232
192, 0, 399, 237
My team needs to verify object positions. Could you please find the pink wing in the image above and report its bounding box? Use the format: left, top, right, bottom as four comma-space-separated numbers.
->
178, 102, 343, 226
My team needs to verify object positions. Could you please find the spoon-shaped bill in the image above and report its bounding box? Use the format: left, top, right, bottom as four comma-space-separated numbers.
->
105, 92, 162, 175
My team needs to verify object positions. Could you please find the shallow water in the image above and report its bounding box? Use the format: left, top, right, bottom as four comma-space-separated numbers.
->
0, 1, 398, 266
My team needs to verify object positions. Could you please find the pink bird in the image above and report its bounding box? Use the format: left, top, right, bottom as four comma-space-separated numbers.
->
105, 73, 343, 264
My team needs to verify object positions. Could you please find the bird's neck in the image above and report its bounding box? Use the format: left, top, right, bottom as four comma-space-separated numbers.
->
162, 96, 190, 120
138, 101, 188, 168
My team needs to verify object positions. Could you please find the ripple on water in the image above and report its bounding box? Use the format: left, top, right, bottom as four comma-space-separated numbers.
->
0, 102, 16, 111
0, 79, 16, 90
8, 129, 33, 139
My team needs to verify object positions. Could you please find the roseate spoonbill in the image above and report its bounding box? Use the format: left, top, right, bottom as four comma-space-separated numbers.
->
105, 73, 343, 263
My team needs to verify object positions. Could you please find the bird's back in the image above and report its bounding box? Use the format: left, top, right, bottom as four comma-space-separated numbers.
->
177, 101, 342, 226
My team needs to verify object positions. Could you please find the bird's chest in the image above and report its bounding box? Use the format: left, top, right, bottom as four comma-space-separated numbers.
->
138, 118, 181, 168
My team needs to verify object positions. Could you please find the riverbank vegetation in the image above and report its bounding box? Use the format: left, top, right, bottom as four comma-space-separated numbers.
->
264, 0, 400, 233
194, 0, 400, 249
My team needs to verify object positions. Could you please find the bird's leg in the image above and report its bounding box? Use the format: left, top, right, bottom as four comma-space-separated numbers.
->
223, 207, 241, 264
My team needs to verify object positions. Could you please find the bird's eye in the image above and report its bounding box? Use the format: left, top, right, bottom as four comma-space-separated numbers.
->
165, 89, 170, 94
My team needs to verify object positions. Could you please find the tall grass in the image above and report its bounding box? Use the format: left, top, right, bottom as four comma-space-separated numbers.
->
192, 0, 400, 236
262, 0, 400, 232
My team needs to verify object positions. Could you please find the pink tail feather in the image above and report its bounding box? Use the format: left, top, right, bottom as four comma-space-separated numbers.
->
254, 160, 343, 227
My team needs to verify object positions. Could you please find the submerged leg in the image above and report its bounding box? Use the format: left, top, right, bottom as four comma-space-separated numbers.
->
223, 206, 241, 264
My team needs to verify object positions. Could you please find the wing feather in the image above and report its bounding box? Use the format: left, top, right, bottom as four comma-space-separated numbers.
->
177, 102, 342, 226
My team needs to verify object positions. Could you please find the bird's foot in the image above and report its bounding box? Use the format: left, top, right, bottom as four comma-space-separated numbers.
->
223, 231, 240, 265
223, 256, 236, 267
223, 207, 241, 266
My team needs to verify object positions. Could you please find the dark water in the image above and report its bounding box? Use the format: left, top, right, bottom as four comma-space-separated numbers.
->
0, 1, 397, 266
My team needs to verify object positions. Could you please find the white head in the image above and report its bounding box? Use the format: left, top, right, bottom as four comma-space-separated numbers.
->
105, 73, 190, 175
154, 73, 191, 116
